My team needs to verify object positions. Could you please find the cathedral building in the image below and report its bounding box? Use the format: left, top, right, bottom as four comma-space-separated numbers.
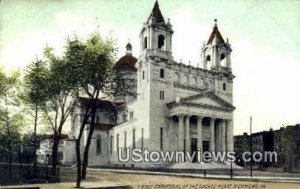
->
64, 1, 235, 167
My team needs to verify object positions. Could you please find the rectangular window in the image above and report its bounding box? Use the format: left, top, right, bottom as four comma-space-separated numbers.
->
130, 111, 134, 119
160, 91, 164, 100
141, 128, 144, 149
124, 131, 127, 148
160, 127, 163, 150
110, 136, 113, 155
96, 136, 102, 155
116, 134, 119, 151
133, 129, 136, 149
142, 71, 145, 80
123, 113, 127, 122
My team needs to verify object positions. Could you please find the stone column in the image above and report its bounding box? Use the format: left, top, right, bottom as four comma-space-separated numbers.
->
168, 117, 173, 136
178, 114, 184, 151
226, 119, 234, 152
197, 116, 203, 151
210, 117, 216, 152
168, 117, 173, 149
185, 115, 191, 153
221, 119, 226, 152
226, 52, 231, 68
217, 121, 222, 151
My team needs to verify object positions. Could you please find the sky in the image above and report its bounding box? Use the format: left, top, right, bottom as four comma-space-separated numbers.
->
0, 0, 299, 135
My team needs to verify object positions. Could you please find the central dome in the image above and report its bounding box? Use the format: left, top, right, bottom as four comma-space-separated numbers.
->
114, 55, 137, 72
114, 42, 137, 72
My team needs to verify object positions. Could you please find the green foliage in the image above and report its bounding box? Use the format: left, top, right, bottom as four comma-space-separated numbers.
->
23, 59, 49, 108
0, 112, 23, 154
42, 45, 79, 132
21, 132, 43, 156
44, 46, 78, 99
65, 33, 117, 96
0, 68, 24, 158
63, 33, 119, 185
0, 67, 20, 99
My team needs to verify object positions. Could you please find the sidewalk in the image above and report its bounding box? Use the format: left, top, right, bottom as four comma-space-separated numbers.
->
0, 181, 131, 189
88, 168, 300, 184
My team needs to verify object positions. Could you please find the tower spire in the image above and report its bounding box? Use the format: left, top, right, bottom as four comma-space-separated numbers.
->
207, 19, 225, 45
147, 0, 165, 23
201, 19, 232, 71
140, 0, 173, 59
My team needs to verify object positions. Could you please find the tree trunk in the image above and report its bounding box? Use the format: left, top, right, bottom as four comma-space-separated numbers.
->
75, 139, 81, 188
75, 101, 92, 188
81, 95, 98, 180
33, 104, 38, 177
51, 117, 65, 175
8, 138, 12, 178
51, 132, 59, 175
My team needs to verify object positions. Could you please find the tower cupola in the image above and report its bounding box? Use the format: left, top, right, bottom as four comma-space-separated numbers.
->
201, 19, 232, 71
126, 42, 132, 55
139, 1, 173, 60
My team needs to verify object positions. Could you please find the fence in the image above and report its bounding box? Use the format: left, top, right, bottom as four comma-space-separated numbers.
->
0, 151, 60, 185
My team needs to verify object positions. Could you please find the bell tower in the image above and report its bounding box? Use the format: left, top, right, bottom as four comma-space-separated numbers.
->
140, 1, 173, 60
201, 19, 232, 72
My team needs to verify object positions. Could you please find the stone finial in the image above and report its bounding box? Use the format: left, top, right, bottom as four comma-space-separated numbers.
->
214, 18, 218, 27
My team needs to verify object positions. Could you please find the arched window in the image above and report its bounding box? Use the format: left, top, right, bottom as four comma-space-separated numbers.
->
144, 37, 147, 49
220, 53, 226, 67
206, 55, 211, 61
206, 55, 211, 70
182, 74, 188, 85
158, 34, 165, 50
175, 73, 180, 82
189, 76, 196, 86
220, 53, 226, 60
96, 135, 102, 155
223, 83, 226, 91
205, 81, 210, 90
160, 69, 164, 78
199, 78, 204, 88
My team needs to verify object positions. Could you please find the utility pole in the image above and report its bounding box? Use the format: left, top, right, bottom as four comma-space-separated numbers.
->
250, 116, 253, 177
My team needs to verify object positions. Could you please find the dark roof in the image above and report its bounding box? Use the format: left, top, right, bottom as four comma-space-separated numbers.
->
94, 123, 114, 131
78, 97, 125, 111
207, 25, 225, 45
147, 1, 165, 23
114, 54, 137, 72
43, 133, 69, 140
126, 42, 132, 50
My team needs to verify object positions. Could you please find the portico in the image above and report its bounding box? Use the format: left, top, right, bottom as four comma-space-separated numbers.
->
169, 115, 232, 152
166, 91, 235, 159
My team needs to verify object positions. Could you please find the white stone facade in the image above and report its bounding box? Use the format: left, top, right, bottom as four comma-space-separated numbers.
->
65, 1, 235, 168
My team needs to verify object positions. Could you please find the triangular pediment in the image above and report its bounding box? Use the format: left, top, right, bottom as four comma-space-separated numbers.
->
179, 91, 235, 110
188, 96, 222, 107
